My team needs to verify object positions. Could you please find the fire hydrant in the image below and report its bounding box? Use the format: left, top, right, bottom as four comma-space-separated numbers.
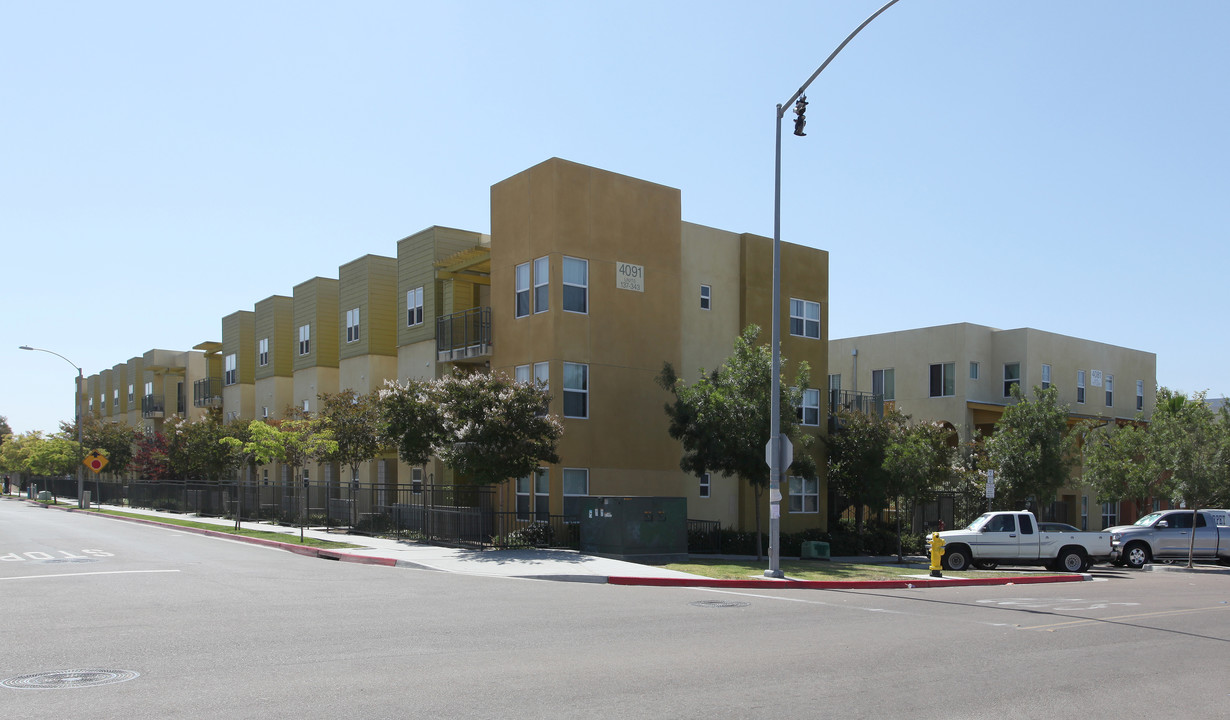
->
929, 532, 946, 578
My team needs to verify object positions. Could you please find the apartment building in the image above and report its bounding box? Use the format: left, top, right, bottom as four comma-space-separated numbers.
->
829, 322, 1158, 529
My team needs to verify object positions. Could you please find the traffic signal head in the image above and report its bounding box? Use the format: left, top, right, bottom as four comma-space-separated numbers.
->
793, 95, 808, 137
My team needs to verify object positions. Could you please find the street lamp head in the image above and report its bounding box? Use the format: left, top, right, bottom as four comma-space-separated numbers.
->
19, 345, 34, 350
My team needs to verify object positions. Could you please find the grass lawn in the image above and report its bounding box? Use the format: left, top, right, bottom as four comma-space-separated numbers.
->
87, 508, 362, 550
661, 558, 1059, 581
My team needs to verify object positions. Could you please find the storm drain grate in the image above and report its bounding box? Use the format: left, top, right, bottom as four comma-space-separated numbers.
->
689, 600, 750, 609
2, 669, 140, 690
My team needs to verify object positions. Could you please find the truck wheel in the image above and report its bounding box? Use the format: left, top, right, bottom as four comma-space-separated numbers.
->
941, 546, 971, 571
1057, 548, 1087, 573
973, 561, 998, 570
1124, 543, 1150, 569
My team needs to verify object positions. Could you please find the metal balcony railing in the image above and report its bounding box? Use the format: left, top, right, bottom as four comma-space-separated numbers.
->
142, 394, 165, 418
436, 307, 492, 363
194, 377, 223, 408
829, 389, 884, 431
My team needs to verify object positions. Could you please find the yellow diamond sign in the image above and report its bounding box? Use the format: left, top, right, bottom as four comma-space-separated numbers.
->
84, 449, 109, 474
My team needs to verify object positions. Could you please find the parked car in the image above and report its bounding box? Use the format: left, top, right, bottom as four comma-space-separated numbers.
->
1105, 509, 1230, 568
931, 511, 1112, 573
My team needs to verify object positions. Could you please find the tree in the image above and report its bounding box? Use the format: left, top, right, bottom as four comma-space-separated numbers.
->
1149, 388, 1229, 511
825, 405, 893, 542
0, 415, 12, 446
883, 417, 956, 558
64, 416, 138, 477
379, 378, 444, 469
1080, 419, 1160, 520
26, 431, 79, 478
131, 430, 172, 481
985, 384, 1076, 510
658, 325, 816, 560
320, 389, 387, 487
164, 412, 250, 482
435, 370, 562, 486
0, 431, 40, 480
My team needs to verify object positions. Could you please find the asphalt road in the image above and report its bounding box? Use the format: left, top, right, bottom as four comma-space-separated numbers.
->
3, 500, 1229, 719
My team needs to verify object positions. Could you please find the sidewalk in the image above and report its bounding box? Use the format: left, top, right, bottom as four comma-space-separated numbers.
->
10, 494, 1091, 589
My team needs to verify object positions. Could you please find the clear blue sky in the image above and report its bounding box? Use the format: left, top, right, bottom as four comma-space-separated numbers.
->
4, 1, 1227, 436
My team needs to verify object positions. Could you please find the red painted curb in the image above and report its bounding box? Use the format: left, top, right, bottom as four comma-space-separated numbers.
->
607, 574, 1087, 589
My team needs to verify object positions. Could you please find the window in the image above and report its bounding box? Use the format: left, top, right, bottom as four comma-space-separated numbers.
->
1081, 497, 1088, 531
258, 338, 269, 367
346, 308, 360, 343
563, 362, 588, 418
1136, 380, 1144, 411
1003, 362, 1020, 397
515, 262, 530, 318
699, 472, 711, 499
1105, 374, 1114, 407
113, 389, 119, 408
871, 368, 895, 401
514, 364, 530, 383
533, 362, 549, 389
986, 515, 1016, 533
828, 374, 841, 391
303, 399, 310, 412
224, 353, 237, 386
1041, 363, 1051, 390
128, 384, 134, 403
562, 257, 588, 313
797, 388, 820, 426
562, 468, 588, 519
407, 286, 424, 327
929, 362, 955, 398
788, 476, 819, 513
298, 324, 311, 356
411, 467, 423, 495
516, 468, 550, 520
700, 284, 711, 310
145, 381, 153, 397
1077, 370, 1086, 404
970, 362, 980, 380
533, 256, 549, 313
789, 298, 821, 339
1101, 501, 1118, 529
261, 406, 268, 419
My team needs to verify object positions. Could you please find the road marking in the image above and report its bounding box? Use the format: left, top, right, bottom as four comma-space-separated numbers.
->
0, 569, 181, 582
692, 587, 910, 615
1021, 605, 1230, 630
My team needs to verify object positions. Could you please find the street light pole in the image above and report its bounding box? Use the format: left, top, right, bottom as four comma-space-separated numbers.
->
20, 345, 86, 507
766, 0, 903, 578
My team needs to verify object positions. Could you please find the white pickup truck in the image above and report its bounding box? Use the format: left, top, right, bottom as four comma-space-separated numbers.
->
1106, 509, 1230, 568
932, 511, 1112, 573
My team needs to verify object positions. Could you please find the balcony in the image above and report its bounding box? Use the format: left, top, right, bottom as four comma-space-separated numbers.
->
829, 389, 883, 432
436, 307, 492, 363
142, 394, 165, 419
194, 377, 223, 408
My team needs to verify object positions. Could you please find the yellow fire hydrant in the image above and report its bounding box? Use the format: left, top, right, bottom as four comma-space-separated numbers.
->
929, 532, 946, 578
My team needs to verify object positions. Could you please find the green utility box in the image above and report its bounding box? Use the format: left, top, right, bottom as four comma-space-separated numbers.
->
579, 497, 688, 564
800, 541, 831, 561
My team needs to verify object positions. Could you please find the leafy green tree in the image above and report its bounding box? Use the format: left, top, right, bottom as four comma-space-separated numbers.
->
435, 370, 562, 486
0, 415, 12, 447
658, 325, 816, 560
1150, 388, 1230, 510
825, 405, 893, 541
1079, 419, 1160, 521
26, 432, 79, 478
165, 412, 251, 482
985, 384, 1077, 510
320, 389, 386, 487
378, 378, 444, 469
63, 415, 138, 477
0, 431, 40, 479
883, 416, 955, 557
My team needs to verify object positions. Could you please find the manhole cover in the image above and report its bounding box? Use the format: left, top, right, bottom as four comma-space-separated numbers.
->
689, 600, 750, 609
2, 669, 140, 690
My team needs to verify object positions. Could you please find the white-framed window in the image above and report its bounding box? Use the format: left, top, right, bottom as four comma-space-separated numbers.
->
88, 397, 93, 412
261, 406, 269, 419
533, 256, 549, 313
1077, 370, 1086, 404
1081, 496, 1088, 531
970, 361, 980, 380
700, 284, 711, 310
563, 362, 588, 418
533, 362, 549, 389
789, 298, 821, 339
515, 262, 531, 318
798, 388, 820, 426
258, 337, 269, 367
872, 368, 895, 401
128, 384, 134, 403
699, 472, 711, 498
562, 468, 588, 519
929, 362, 955, 398
517, 467, 550, 520
407, 286, 424, 327
1101, 501, 1118, 529
1105, 374, 1114, 407
1041, 363, 1051, 390
789, 476, 819, 513
828, 374, 841, 391
224, 353, 237, 386
562, 257, 588, 314
346, 308, 360, 343
113, 389, 119, 408
1003, 362, 1021, 397
303, 399, 310, 412
145, 381, 153, 397
514, 364, 530, 383
1136, 380, 1144, 411
298, 324, 311, 356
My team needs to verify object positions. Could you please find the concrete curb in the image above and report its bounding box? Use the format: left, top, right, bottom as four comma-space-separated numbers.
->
608, 573, 1091, 590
